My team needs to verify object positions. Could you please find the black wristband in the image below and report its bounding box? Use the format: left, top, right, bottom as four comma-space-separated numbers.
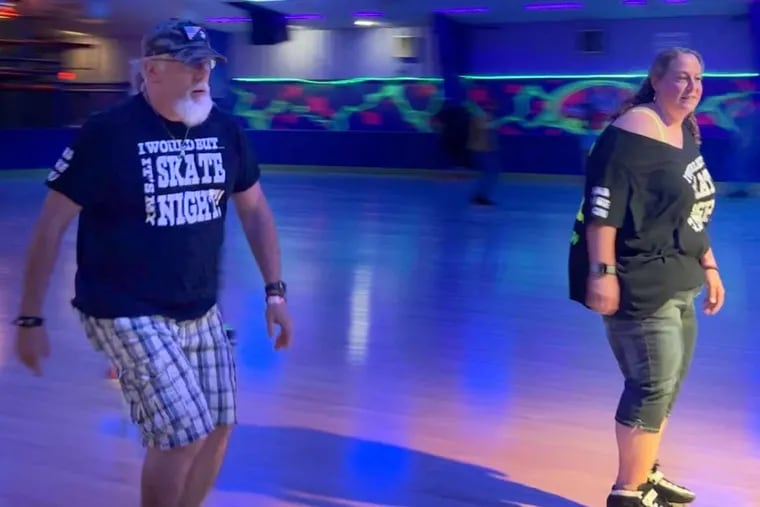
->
13, 316, 44, 328
592, 263, 617, 275
265, 280, 287, 296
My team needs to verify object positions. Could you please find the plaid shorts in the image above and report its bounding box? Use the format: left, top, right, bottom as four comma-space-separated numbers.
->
79, 305, 237, 450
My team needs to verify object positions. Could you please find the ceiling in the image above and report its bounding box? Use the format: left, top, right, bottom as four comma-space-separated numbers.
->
14, 0, 754, 34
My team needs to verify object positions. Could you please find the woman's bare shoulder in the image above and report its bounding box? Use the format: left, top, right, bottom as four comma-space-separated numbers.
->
611, 106, 663, 141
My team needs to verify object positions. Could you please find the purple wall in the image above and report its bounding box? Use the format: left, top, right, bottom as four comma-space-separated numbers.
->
468, 16, 753, 75
229, 15, 754, 79
229, 26, 438, 79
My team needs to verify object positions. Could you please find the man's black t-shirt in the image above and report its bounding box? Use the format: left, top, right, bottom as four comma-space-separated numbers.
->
567, 122, 716, 319
45, 93, 261, 320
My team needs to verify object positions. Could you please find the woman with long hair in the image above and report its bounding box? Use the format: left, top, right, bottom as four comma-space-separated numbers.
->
567, 48, 725, 507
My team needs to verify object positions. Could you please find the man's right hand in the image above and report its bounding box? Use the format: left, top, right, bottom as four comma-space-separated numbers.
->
14, 190, 81, 377
16, 326, 50, 376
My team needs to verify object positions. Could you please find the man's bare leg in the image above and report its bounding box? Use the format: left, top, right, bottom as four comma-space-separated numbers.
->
140, 439, 205, 507
179, 425, 234, 507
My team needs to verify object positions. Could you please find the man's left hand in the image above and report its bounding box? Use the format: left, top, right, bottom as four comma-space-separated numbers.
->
266, 301, 293, 350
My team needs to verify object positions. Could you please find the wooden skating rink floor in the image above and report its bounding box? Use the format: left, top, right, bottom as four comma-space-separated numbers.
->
0, 170, 757, 506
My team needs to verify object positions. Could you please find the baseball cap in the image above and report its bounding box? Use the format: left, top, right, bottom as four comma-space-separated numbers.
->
142, 18, 227, 64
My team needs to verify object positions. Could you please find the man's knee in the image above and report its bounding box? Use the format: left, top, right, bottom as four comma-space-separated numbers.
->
202, 424, 233, 455
143, 427, 229, 482
211, 424, 233, 439
141, 438, 207, 507
204, 424, 232, 442
145, 436, 206, 465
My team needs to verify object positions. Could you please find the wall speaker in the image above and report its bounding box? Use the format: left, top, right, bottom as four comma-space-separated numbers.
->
577, 29, 604, 54
393, 35, 420, 59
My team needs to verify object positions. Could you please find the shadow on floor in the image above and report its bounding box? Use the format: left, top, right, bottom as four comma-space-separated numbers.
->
215, 424, 586, 507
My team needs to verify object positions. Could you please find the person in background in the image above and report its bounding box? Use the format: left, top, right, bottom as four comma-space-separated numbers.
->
469, 100, 501, 205
577, 92, 606, 170
567, 47, 724, 507
433, 98, 472, 170
14, 18, 293, 507
725, 92, 759, 197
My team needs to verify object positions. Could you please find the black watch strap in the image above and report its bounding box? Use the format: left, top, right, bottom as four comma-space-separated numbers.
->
13, 316, 44, 328
265, 280, 287, 297
593, 263, 617, 275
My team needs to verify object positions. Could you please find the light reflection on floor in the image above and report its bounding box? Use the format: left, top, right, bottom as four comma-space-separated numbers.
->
0, 171, 757, 506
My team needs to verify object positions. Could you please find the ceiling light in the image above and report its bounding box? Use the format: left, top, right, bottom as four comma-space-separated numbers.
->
524, 2, 583, 10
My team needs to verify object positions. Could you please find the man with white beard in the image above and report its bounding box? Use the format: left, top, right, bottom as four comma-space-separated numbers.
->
13, 18, 293, 507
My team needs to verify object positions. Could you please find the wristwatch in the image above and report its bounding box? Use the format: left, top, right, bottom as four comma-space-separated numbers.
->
593, 263, 617, 276
12, 316, 44, 328
264, 280, 287, 299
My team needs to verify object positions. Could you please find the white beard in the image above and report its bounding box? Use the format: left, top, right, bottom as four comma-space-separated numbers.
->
174, 92, 214, 127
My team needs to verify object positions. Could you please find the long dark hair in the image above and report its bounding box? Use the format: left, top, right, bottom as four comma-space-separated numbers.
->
610, 47, 704, 145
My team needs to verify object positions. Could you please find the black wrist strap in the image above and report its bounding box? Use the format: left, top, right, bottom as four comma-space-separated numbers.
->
265, 280, 287, 296
13, 316, 44, 328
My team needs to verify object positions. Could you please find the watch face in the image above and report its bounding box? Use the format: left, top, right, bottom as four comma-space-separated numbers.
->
14, 317, 42, 327
266, 281, 287, 294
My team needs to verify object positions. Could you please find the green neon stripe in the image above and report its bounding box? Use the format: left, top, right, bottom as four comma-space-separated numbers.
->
460, 72, 760, 79
232, 72, 759, 84
232, 77, 443, 84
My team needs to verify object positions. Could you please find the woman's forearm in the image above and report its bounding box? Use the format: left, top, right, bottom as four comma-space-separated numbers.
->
587, 223, 617, 266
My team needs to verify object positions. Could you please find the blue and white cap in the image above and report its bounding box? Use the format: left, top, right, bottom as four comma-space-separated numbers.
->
142, 18, 226, 63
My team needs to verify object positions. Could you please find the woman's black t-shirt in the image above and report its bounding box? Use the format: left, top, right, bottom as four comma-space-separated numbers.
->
567, 122, 717, 319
